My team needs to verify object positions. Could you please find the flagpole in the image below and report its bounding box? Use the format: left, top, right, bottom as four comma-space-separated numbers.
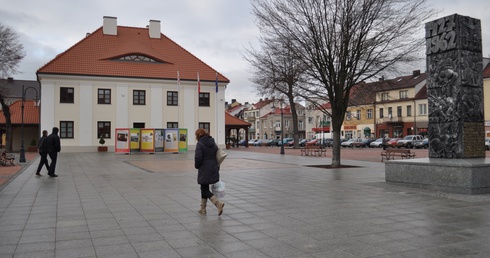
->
177, 70, 180, 128
197, 72, 200, 132
215, 73, 219, 146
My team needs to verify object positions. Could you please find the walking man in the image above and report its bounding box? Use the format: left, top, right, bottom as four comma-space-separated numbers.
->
35, 130, 50, 176
46, 127, 61, 177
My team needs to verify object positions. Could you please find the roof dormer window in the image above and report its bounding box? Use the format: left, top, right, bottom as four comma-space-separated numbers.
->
115, 54, 161, 63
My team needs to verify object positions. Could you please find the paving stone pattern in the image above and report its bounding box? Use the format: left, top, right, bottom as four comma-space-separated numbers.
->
1, 150, 490, 257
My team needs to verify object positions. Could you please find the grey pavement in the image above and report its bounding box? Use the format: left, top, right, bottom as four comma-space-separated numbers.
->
1, 150, 490, 258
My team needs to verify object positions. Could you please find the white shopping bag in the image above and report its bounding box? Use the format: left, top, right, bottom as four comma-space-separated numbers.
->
211, 181, 225, 198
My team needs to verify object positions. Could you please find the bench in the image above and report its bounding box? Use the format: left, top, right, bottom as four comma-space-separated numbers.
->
380, 149, 415, 161
300, 146, 326, 156
1, 152, 15, 166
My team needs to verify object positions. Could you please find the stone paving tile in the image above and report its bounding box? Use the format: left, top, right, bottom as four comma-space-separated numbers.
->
2, 150, 490, 257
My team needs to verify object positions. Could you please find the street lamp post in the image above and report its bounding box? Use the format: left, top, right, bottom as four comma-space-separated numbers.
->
272, 99, 285, 155
19, 85, 39, 163
279, 102, 284, 155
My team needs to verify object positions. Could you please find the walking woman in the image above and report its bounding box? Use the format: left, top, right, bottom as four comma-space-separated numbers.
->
194, 128, 224, 216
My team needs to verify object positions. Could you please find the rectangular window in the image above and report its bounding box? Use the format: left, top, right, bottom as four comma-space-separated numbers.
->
346, 111, 351, 120
275, 120, 280, 128
299, 120, 304, 130
133, 123, 145, 128
407, 105, 412, 117
308, 117, 313, 124
367, 109, 373, 119
199, 122, 210, 132
167, 91, 178, 106
285, 120, 290, 128
419, 104, 427, 115
397, 106, 402, 117
388, 107, 393, 117
98, 89, 111, 104
97, 121, 111, 139
380, 108, 384, 118
60, 87, 74, 103
356, 110, 361, 120
167, 122, 178, 128
133, 90, 146, 105
399, 90, 408, 99
199, 93, 210, 106
381, 92, 389, 101
60, 121, 74, 139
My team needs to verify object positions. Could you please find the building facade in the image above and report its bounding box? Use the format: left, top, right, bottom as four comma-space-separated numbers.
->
37, 17, 229, 152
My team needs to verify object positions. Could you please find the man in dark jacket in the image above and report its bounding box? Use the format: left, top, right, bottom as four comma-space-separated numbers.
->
35, 130, 50, 176
45, 127, 61, 177
194, 128, 224, 216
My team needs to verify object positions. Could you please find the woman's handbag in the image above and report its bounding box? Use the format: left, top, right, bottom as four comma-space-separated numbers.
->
216, 148, 228, 166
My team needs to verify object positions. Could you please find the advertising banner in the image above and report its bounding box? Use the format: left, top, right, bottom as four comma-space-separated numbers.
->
115, 128, 130, 153
154, 129, 165, 152
130, 128, 141, 152
164, 128, 179, 153
140, 129, 155, 153
178, 128, 188, 153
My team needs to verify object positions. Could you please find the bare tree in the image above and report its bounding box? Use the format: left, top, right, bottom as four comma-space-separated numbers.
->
245, 37, 307, 148
0, 23, 25, 152
251, 0, 434, 166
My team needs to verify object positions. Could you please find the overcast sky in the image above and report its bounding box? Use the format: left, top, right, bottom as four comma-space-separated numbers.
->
1, 0, 489, 104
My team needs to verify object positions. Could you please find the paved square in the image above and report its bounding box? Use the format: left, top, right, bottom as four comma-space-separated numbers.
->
1, 150, 490, 257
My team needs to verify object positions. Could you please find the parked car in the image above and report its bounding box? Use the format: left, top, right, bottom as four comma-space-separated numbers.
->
253, 139, 265, 146
413, 138, 429, 149
341, 138, 363, 148
248, 139, 257, 145
369, 138, 385, 148
386, 138, 401, 148
238, 139, 247, 146
299, 139, 310, 147
305, 139, 318, 146
267, 139, 280, 146
352, 138, 375, 148
485, 138, 490, 150
278, 138, 294, 146
396, 135, 424, 148
320, 138, 334, 147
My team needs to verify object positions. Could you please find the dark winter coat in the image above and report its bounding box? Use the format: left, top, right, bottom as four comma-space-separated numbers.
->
194, 135, 219, 185
46, 130, 61, 154
37, 135, 48, 154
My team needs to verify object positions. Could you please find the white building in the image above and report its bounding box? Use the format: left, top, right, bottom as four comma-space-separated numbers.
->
37, 16, 229, 152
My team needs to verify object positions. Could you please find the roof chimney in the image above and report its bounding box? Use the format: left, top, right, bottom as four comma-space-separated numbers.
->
149, 20, 161, 39
7, 77, 13, 82
413, 70, 421, 76
103, 16, 117, 35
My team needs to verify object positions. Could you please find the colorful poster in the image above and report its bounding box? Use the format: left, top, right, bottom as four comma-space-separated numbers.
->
115, 128, 130, 153
140, 129, 155, 152
164, 128, 179, 153
130, 128, 141, 152
154, 129, 165, 152
178, 128, 188, 153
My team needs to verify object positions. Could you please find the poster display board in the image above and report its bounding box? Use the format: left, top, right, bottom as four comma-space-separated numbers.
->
115, 128, 130, 153
178, 128, 188, 153
130, 128, 141, 152
140, 129, 155, 153
164, 128, 179, 153
154, 129, 165, 152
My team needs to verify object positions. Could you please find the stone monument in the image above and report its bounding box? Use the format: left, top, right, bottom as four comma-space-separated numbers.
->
385, 14, 490, 194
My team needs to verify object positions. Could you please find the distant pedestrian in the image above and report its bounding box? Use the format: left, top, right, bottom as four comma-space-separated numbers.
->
194, 128, 224, 216
382, 136, 388, 150
45, 127, 61, 177
35, 130, 50, 176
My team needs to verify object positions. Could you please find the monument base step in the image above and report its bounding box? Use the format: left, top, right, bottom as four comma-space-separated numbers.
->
385, 158, 490, 195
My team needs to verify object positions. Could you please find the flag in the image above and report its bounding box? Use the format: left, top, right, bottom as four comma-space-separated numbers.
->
177, 70, 180, 85
197, 72, 201, 94
215, 73, 218, 93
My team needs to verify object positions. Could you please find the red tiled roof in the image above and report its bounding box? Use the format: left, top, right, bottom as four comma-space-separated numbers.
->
0, 100, 40, 124
37, 26, 229, 83
225, 112, 250, 126
484, 63, 490, 78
